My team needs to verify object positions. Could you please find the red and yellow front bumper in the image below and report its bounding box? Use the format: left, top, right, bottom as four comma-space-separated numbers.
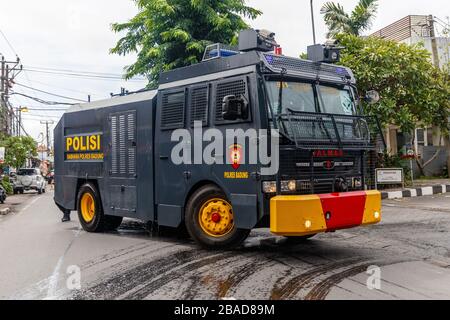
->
270, 191, 381, 236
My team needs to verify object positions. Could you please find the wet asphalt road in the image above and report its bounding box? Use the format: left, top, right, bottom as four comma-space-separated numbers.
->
0, 190, 449, 300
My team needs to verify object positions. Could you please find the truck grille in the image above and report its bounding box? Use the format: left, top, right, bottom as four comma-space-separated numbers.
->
277, 149, 368, 195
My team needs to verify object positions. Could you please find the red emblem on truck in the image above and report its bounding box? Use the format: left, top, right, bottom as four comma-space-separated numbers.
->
229, 144, 242, 170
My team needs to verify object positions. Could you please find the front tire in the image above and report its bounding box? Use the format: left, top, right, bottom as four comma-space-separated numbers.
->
185, 185, 250, 249
77, 183, 123, 232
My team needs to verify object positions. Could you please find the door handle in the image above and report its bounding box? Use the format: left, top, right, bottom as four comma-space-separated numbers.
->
160, 155, 169, 160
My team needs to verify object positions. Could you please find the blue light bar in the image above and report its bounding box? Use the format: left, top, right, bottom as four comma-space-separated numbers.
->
208, 49, 239, 59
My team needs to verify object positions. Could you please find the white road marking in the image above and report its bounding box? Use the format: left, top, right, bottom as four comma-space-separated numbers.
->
19, 196, 41, 214
45, 257, 64, 300
45, 228, 82, 300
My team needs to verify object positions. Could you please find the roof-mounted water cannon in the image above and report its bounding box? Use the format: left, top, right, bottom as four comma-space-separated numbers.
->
239, 29, 279, 53
307, 40, 344, 63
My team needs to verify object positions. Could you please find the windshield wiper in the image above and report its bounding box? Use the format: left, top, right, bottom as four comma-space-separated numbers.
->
276, 68, 291, 138
261, 74, 293, 142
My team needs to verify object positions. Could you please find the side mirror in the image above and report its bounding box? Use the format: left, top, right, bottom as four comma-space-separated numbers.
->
365, 90, 380, 105
222, 95, 249, 121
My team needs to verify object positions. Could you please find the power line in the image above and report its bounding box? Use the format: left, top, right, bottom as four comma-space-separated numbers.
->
23, 68, 147, 82
29, 78, 98, 96
0, 27, 18, 56
435, 16, 450, 27
15, 82, 87, 102
27, 107, 68, 111
26, 65, 133, 77
11, 92, 76, 106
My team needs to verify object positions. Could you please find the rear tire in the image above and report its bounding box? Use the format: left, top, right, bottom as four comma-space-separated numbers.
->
77, 183, 123, 232
185, 185, 250, 249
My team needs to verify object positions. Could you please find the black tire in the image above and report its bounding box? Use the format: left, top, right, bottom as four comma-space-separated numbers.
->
38, 188, 42, 195
77, 183, 123, 232
284, 234, 317, 245
19, 190, 24, 195
13, 189, 17, 195
105, 215, 124, 230
185, 185, 250, 249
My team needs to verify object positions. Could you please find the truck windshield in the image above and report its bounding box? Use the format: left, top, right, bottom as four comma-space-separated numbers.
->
317, 85, 355, 115
266, 82, 316, 116
266, 81, 356, 117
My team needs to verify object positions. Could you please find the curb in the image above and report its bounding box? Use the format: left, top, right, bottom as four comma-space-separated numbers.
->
381, 185, 450, 200
0, 208, 11, 216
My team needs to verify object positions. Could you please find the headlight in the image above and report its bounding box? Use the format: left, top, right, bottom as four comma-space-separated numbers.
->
262, 181, 277, 194
281, 180, 297, 192
263, 180, 297, 193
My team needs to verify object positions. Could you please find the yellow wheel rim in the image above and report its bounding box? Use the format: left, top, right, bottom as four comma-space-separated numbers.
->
198, 198, 235, 238
80, 193, 96, 223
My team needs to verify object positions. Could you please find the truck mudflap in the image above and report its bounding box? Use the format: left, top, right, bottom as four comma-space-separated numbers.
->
270, 191, 381, 236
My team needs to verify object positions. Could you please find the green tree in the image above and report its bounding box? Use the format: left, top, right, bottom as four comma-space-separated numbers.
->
0, 136, 38, 170
111, 0, 261, 87
336, 34, 450, 134
321, 0, 378, 38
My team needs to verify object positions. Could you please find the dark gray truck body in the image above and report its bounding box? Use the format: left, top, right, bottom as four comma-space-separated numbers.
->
54, 91, 157, 222
54, 50, 370, 230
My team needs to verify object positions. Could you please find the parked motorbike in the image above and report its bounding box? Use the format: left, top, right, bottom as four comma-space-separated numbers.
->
0, 185, 7, 204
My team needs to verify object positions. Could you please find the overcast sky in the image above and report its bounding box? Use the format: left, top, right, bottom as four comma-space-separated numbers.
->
0, 0, 449, 142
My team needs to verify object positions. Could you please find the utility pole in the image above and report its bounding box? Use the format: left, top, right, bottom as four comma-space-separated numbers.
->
310, 0, 317, 44
0, 54, 22, 136
40, 120, 55, 155
15, 106, 29, 137
429, 15, 440, 68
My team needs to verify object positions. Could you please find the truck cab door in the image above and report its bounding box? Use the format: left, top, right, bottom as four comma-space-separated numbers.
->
155, 89, 187, 227
106, 111, 138, 216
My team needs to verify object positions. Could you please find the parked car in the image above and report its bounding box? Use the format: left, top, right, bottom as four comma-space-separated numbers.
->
0, 185, 6, 204
13, 168, 47, 195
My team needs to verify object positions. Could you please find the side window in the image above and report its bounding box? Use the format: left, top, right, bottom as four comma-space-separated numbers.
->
160, 90, 186, 130
190, 85, 209, 127
214, 77, 250, 124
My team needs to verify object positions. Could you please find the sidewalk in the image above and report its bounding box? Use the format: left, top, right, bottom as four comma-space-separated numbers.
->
0, 192, 40, 217
381, 178, 450, 200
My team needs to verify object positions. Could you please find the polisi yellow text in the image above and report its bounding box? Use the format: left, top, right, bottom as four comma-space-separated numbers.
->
66, 135, 101, 152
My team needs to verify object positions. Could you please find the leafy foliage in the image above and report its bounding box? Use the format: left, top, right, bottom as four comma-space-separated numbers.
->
1, 176, 13, 195
0, 136, 38, 170
321, 0, 378, 38
377, 152, 412, 185
336, 34, 450, 134
111, 0, 262, 87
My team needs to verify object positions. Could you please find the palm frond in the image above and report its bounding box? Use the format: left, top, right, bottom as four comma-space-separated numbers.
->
351, 0, 379, 34
321, 2, 351, 37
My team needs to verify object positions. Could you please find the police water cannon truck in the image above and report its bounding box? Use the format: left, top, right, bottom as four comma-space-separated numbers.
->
54, 29, 384, 249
